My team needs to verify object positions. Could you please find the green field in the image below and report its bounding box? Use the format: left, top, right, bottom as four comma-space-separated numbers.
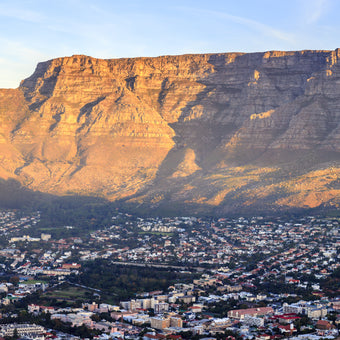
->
39, 283, 96, 306
23, 279, 47, 284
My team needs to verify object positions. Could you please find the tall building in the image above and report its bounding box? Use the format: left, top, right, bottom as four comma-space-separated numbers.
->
150, 317, 170, 330
154, 302, 169, 314
170, 316, 183, 328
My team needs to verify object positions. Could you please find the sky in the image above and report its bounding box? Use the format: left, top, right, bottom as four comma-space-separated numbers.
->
0, 0, 339, 88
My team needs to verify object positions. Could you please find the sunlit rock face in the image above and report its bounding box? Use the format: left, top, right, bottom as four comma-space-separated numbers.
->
1, 50, 340, 214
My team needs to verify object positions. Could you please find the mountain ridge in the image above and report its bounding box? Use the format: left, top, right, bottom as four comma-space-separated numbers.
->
0, 49, 340, 214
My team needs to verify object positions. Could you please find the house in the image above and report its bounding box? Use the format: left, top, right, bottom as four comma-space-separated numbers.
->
255, 335, 271, 340
277, 323, 297, 336
62, 263, 81, 269
316, 320, 335, 330
228, 307, 274, 320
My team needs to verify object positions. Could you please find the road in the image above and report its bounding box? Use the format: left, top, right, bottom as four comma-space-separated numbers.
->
110, 261, 205, 272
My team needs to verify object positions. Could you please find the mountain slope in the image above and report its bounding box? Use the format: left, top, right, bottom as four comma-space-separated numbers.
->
0, 50, 340, 214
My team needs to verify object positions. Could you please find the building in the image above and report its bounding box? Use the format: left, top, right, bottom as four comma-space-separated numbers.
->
0, 323, 45, 338
283, 303, 303, 314
120, 301, 130, 310
41, 233, 51, 241
9, 235, 40, 243
178, 295, 196, 304
210, 317, 233, 330
306, 307, 327, 319
138, 298, 153, 309
154, 302, 169, 314
42, 268, 71, 276
111, 311, 137, 321
84, 302, 98, 312
170, 316, 183, 328
277, 323, 297, 336
243, 315, 265, 327
62, 263, 81, 269
228, 307, 274, 320
316, 320, 335, 330
150, 317, 170, 330
129, 299, 141, 311
0, 284, 8, 293
189, 305, 203, 313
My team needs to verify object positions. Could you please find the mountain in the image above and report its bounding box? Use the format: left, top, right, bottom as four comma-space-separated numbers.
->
0, 50, 340, 215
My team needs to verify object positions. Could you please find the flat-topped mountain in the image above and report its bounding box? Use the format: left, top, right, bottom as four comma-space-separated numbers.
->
0, 50, 340, 214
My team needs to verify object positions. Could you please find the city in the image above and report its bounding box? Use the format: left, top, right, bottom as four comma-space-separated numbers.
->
0, 209, 338, 339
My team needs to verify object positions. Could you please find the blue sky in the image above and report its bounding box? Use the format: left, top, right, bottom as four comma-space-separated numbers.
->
0, 0, 339, 88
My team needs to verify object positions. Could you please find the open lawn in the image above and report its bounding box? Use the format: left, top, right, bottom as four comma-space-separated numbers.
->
39, 283, 95, 306
23, 279, 47, 284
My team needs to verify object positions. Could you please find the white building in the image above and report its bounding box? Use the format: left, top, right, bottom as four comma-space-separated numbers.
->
243, 315, 264, 327
0, 323, 45, 338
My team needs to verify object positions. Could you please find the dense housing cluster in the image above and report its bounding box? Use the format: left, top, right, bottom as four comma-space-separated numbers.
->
0, 210, 338, 339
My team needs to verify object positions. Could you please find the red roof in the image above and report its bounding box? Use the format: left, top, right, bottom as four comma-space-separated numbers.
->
316, 320, 335, 329
278, 315, 300, 320
144, 335, 166, 340
278, 324, 296, 332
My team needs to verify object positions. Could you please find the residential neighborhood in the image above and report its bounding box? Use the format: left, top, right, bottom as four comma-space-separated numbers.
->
0, 209, 338, 339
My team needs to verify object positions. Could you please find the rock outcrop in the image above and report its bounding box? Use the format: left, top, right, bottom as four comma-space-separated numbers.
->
1, 50, 340, 214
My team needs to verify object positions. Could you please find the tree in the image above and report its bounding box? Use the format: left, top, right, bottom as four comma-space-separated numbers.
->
12, 328, 19, 340
327, 312, 337, 323
9, 276, 19, 286
91, 314, 101, 322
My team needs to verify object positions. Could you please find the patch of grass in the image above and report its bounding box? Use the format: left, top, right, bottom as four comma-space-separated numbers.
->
22, 279, 47, 284
44, 286, 85, 299
39, 283, 94, 305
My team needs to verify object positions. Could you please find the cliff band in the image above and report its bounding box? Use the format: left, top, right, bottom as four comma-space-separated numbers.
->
1, 50, 340, 214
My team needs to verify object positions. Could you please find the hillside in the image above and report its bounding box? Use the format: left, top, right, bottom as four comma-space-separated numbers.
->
0, 50, 340, 214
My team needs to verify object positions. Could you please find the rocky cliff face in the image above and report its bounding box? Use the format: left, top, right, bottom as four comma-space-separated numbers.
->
1, 50, 340, 214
